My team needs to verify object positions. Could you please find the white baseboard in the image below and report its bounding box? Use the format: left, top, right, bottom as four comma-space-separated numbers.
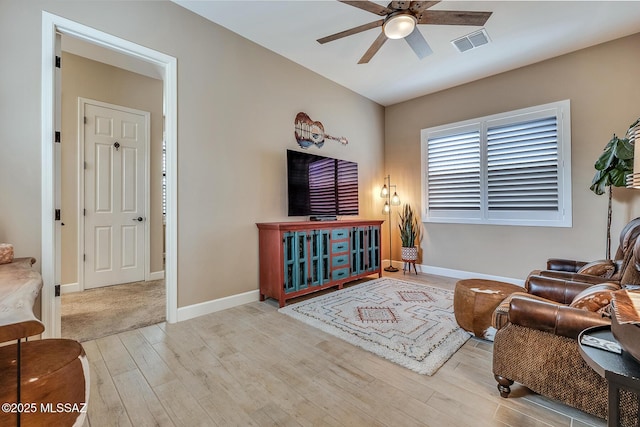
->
386, 259, 524, 287
176, 289, 261, 322
148, 270, 165, 281
63, 272, 165, 294
61, 282, 80, 294
175, 262, 523, 324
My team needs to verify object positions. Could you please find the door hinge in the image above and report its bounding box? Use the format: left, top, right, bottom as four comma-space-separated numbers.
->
54, 209, 61, 221
54, 131, 61, 143
55, 56, 61, 68
83, 209, 86, 216
84, 116, 87, 124
55, 284, 61, 297
83, 254, 86, 262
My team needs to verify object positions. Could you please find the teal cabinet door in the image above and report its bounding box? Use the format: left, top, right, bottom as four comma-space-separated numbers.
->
309, 230, 330, 287
367, 226, 381, 271
283, 231, 309, 293
350, 226, 381, 276
284, 230, 331, 293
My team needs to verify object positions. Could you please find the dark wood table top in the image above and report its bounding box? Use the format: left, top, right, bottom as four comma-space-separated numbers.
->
578, 325, 640, 382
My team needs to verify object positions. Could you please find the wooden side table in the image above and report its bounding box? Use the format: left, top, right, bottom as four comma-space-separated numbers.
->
578, 325, 640, 427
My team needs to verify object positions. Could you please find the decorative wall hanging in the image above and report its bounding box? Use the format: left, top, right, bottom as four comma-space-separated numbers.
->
294, 112, 348, 148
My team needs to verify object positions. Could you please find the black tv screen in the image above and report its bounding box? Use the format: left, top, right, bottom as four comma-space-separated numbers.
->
287, 150, 359, 216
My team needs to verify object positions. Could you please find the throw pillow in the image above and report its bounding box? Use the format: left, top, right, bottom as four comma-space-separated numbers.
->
0, 243, 13, 264
576, 259, 616, 278
570, 282, 620, 314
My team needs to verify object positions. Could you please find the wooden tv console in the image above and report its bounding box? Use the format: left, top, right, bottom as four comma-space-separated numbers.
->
256, 220, 383, 307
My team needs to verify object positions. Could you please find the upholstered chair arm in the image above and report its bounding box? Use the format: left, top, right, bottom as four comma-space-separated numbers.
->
525, 275, 597, 304
546, 258, 588, 272
534, 270, 613, 285
508, 295, 610, 339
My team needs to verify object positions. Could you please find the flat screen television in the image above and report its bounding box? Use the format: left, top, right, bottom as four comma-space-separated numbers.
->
287, 149, 359, 217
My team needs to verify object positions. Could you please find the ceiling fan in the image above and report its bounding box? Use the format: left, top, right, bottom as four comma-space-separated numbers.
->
317, 1, 492, 64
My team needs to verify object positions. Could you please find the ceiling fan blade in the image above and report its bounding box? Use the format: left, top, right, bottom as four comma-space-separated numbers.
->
409, 1, 440, 13
317, 20, 384, 44
339, 0, 392, 16
390, 1, 411, 10
358, 32, 388, 64
417, 10, 492, 26
404, 27, 433, 59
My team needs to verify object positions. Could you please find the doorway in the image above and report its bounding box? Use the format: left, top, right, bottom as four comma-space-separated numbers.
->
41, 12, 178, 338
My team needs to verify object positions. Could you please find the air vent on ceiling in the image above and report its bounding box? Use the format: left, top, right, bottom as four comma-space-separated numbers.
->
452, 29, 490, 53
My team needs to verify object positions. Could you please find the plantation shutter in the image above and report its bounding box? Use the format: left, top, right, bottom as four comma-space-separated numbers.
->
308, 158, 336, 214
427, 129, 481, 212
486, 116, 558, 211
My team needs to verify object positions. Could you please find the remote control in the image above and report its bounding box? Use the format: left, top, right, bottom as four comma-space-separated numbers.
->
580, 334, 622, 354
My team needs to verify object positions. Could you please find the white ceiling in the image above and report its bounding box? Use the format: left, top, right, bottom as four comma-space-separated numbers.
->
172, 0, 640, 106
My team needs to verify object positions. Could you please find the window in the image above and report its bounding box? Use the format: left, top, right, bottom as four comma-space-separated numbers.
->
421, 100, 571, 227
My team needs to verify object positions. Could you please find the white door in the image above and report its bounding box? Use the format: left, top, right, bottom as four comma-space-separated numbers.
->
84, 101, 148, 289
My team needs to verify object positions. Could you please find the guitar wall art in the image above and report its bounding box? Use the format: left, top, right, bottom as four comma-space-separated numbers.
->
294, 112, 348, 148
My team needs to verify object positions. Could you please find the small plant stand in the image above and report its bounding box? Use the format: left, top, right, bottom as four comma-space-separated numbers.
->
402, 258, 417, 275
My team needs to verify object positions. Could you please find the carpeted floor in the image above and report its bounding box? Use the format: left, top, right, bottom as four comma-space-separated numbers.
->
279, 277, 470, 375
62, 279, 165, 342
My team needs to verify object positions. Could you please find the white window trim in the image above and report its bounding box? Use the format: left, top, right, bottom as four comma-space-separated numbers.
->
421, 100, 572, 227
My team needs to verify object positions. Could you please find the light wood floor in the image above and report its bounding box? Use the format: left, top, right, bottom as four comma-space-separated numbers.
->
80, 271, 606, 427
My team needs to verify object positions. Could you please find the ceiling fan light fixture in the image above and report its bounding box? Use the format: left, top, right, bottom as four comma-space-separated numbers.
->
383, 14, 417, 39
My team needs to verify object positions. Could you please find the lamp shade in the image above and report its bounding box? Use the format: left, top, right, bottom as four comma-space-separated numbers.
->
391, 192, 401, 206
383, 14, 416, 39
382, 201, 390, 214
380, 184, 389, 198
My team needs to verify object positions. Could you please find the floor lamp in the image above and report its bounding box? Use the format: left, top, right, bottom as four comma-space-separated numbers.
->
381, 175, 400, 272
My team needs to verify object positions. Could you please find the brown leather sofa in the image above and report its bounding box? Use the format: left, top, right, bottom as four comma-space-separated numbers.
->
492, 226, 640, 425
536, 217, 640, 285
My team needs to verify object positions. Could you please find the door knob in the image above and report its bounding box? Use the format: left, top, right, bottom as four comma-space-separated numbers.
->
133, 217, 145, 222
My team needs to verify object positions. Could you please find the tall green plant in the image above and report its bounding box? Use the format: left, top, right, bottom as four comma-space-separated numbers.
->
398, 204, 421, 247
590, 118, 639, 258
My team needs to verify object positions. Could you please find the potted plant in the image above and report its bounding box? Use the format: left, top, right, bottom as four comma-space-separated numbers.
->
398, 204, 421, 261
590, 118, 639, 258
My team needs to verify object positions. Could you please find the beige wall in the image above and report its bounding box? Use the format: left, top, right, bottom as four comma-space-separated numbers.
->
0, 1, 384, 308
385, 32, 640, 280
60, 52, 164, 284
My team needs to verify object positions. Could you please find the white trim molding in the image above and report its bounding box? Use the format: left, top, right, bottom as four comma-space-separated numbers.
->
61, 283, 80, 294
149, 271, 165, 281
176, 290, 261, 323
387, 259, 524, 287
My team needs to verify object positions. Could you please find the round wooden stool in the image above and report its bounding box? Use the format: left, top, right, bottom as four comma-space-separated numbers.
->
0, 339, 89, 426
454, 279, 523, 339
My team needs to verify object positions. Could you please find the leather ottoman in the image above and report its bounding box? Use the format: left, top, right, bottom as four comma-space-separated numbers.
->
454, 279, 523, 340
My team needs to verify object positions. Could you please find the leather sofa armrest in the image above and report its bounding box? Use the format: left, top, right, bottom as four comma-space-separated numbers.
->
525, 275, 596, 304
535, 270, 612, 285
508, 295, 610, 339
546, 258, 588, 272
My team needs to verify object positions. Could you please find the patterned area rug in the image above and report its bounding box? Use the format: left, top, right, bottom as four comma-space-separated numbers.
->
279, 277, 471, 375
